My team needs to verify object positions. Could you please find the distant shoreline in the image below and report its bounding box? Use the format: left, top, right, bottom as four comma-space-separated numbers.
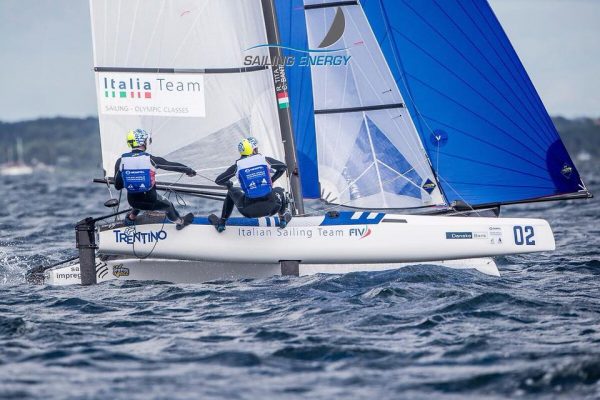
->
1, 116, 598, 167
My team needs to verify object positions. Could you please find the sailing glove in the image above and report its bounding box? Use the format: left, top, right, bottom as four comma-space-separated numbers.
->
186, 169, 196, 177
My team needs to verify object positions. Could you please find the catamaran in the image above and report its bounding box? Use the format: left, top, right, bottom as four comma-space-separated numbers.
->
28, 0, 591, 285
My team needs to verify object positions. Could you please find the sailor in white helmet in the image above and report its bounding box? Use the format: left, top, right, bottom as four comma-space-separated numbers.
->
210, 136, 292, 232
114, 129, 196, 230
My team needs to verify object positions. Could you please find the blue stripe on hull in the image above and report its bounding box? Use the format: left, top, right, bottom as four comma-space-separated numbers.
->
184, 212, 386, 227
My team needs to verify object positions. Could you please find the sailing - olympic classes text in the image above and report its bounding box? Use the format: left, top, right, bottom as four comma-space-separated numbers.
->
104, 105, 190, 114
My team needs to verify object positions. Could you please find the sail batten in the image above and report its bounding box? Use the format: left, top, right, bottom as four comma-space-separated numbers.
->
304, 1, 358, 10
94, 66, 269, 74
315, 102, 405, 114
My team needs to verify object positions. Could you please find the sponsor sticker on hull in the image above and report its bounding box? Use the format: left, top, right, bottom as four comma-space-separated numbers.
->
446, 232, 473, 240
113, 265, 130, 278
237, 226, 373, 240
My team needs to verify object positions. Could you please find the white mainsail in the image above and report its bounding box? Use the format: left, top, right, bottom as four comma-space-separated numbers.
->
303, 1, 445, 209
90, 0, 288, 190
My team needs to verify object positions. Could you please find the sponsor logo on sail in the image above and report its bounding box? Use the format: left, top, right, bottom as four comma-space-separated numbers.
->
422, 179, 437, 194
98, 72, 206, 117
244, 6, 352, 68
561, 163, 573, 178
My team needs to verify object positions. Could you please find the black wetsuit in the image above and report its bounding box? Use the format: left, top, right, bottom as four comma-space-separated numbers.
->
114, 150, 194, 221
216, 155, 288, 219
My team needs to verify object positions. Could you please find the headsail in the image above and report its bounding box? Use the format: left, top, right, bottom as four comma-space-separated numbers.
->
90, 0, 289, 192
361, 0, 589, 206
276, 0, 446, 210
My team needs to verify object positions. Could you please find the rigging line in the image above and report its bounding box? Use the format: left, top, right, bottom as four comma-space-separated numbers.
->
401, 70, 549, 164
450, 1, 553, 141
336, 162, 376, 197
377, 160, 422, 192
390, 26, 549, 157
344, 9, 429, 176
347, 9, 397, 99
302, 165, 434, 216
424, 114, 549, 173
156, 166, 231, 178
376, 0, 446, 202
323, 11, 376, 192
436, 175, 477, 213
114, 189, 123, 223
472, 0, 557, 138
363, 112, 387, 205
411, 0, 553, 146
350, 7, 430, 175
341, 47, 426, 176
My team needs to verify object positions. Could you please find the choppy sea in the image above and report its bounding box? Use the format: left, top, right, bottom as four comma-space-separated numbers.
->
0, 161, 599, 400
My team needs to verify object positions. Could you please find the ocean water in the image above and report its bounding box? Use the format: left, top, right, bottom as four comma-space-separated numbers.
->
0, 162, 599, 400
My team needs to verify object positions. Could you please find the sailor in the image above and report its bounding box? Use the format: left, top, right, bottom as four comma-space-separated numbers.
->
114, 129, 196, 230
210, 137, 292, 232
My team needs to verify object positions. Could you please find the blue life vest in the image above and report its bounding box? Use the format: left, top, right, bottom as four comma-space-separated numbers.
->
236, 154, 272, 199
120, 152, 155, 193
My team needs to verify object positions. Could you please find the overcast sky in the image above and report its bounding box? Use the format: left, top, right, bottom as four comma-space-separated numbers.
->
0, 0, 598, 122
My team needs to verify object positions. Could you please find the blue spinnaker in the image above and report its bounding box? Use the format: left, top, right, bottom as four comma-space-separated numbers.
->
361, 0, 584, 206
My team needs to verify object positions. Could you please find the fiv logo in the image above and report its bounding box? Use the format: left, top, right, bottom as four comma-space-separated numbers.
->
349, 225, 372, 239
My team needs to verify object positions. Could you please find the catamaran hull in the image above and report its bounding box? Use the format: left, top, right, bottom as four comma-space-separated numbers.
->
98, 212, 555, 263
43, 257, 500, 286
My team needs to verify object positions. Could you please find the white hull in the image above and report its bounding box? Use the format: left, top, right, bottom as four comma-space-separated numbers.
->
99, 212, 555, 263
43, 257, 500, 286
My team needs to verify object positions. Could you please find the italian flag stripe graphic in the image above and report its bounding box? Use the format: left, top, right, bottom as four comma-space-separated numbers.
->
277, 91, 289, 109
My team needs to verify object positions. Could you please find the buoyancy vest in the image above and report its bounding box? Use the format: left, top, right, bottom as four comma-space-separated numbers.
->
236, 154, 272, 199
120, 152, 156, 193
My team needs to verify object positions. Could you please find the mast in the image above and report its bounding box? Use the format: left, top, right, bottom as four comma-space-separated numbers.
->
16, 137, 24, 164
261, 0, 305, 215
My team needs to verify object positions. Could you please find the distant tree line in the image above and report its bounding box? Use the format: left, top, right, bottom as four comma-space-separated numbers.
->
0, 116, 598, 168
0, 117, 100, 167
552, 117, 600, 158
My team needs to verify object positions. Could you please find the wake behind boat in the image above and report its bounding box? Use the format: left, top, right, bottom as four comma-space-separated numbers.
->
28, 0, 591, 285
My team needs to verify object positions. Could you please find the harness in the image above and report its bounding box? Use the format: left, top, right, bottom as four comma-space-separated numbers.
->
120, 151, 156, 193
236, 154, 273, 199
